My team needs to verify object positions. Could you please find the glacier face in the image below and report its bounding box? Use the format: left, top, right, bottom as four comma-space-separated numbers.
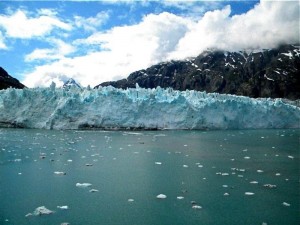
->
0, 86, 299, 130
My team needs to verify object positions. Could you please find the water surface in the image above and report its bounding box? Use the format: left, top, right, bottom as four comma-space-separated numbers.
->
0, 129, 299, 225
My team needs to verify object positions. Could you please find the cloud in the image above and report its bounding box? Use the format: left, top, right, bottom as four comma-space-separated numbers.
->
168, 0, 300, 59
0, 31, 7, 49
74, 11, 110, 32
25, 38, 76, 62
0, 9, 72, 39
23, 12, 192, 88
22, 0, 299, 88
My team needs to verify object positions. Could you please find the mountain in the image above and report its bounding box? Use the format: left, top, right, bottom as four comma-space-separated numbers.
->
97, 44, 300, 100
0, 67, 25, 90
63, 78, 81, 89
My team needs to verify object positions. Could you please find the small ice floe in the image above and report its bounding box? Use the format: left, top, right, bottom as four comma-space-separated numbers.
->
257, 170, 264, 173
263, 184, 277, 189
224, 193, 230, 196
288, 155, 294, 159
128, 199, 134, 202
14, 159, 22, 162
183, 165, 188, 168
57, 206, 69, 210
192, 205, 202, 209
222, 173, 229, 176
222, 185, 228, 188
54, 171, 66, 175
250, 181, 258, 184
275, 173, 281, 176
76, 183, 92, 188
282, 202, 290, 207
61, 223, 70, 225
244, 156, 250, 159
262, 222, 268, 225
67, 159, 72, 162
89, 189, 99, 193
85, 164, 93, 166
177, 196, 184, 200
25, 213, 33, 217
155, 162, 162, 165
32, 206, 54, 216
245, 192, 255, 196
18, 173, 22, 175
156, 194, 167, 199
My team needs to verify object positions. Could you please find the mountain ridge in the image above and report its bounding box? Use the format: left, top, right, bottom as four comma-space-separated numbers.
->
0, 67, 25, 90
97, 44, 300, 100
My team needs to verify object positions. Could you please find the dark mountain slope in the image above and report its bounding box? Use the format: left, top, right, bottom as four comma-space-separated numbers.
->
97, 44, 300, 100
0, 67, 25, 90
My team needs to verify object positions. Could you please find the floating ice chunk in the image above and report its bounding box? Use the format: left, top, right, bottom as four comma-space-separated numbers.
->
275, 173, 281, 176
257, 170, 264, 173
177, 196, 184, 200
61, 223, 70, 225
128, 199, 134, 202
222, 185, 228, 188
221, 173, 229, 176
245, 192, 255, 195
263, 184, 277, 188
156, 194, 167, 199
155, 162, 162, 165
32, 206, 54, 216
244, 156, 250, 159
183, 165, 188, 168
282, 202, 290, 207
57, 206, 69, 210
192, 205, 202, 209
224, 193, 230, 196
67, 159, 73, 162
89, 189, 99, 193
54, 171, 66, 175
25, 213, 33, 217
288, 155, 294, 159
76, 183, 92, 188
250, 181, 258, 184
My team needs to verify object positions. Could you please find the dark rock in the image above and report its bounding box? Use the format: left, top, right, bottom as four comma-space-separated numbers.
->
0, 67, 26, 90
96, 44, 300, 100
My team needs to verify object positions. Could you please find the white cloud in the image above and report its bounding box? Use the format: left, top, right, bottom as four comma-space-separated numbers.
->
0, 9, 72, 39
74, 11, 110, 32
25, 38, 76, 62
22, 0, 299, 88
169, 1, 300, 59
23, 12, 192, 88
0, 31, 7, 49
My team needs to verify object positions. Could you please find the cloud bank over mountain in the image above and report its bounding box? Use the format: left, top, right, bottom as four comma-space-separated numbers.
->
0, 0, 299, 88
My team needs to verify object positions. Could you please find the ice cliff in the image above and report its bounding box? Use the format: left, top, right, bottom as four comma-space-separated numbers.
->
0, 85, 299, 130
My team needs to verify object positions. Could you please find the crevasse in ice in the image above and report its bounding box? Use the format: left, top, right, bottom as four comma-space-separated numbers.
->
0, 85, 299, 130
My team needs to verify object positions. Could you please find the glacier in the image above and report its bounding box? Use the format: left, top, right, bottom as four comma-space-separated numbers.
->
0, 85, 299, 130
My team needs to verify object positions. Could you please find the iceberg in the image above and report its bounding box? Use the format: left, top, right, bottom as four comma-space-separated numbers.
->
30, 206, 54, 216
76, 183, 92, 188
0, 86, 299, 130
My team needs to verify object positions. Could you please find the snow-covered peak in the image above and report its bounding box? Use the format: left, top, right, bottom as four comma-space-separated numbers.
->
63, 78, 81, 89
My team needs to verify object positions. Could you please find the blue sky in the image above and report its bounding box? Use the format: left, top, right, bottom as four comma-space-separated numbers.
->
0, 0, 299, 87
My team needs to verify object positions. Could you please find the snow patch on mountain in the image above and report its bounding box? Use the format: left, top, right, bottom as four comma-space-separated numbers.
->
0, 86, 299, 130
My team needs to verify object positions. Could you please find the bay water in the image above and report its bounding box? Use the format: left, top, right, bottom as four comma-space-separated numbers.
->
0, 128, 299, 225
